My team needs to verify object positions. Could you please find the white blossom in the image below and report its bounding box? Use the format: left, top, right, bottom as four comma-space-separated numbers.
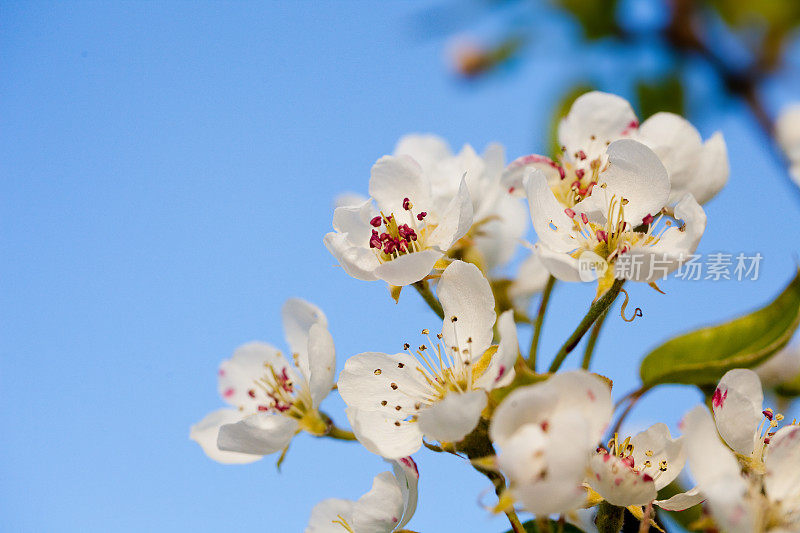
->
324, 150, 473, 287
681, 368, 800, 532
306, 458, 419, 533
524, 139, 706, 286
394, 134, 528, 273
503, 91, 728, 206
489, 370, 613, 515
189, 299, 335, 463
337, 260, 519, 458
755, 343, 800, 389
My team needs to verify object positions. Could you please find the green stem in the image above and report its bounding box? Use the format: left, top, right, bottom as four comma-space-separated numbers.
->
325, 424, 356, 441
548, 279, 624, 373
528, 275, 556, 371
413, 280, 444, 319
581, 308, 608, 370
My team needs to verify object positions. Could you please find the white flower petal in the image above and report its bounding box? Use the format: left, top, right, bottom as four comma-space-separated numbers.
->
509, 249, 551, 309
217, 412, 298, 456
689, 132, 728, 205
639, 112, 703, 203
368, 155, 432, 217
489, 381, 558, 446
547, 370, 613, 443
282, 298, 328, 377
501, 154, 564, 197
702, 477, 757, 533
526, 169, 579, 253
473, 310, 517, 390
338, 352, 431, 419
559, 92, 638, 152
392, 458, 419, 529
332, 199, 376, 245
306, 323, 336, 406
427, 178, 473, 249
755, 343, 800, 388
438, 260, 496, 357
218, 342, 293, 409
682, 405, 742, 488
416, 390, 486, 443
534, 242, 586, 282
654, 487, 704, 511
594, 139, 670, 226
472, 194, 528, 271
345, 407, 423, 459
505, 412, 593, 515
589, 452, 657, 507
776, 104, 800, 164
352, 471, 406, 533
189, 409, 261, 464
372, 249, 442, 287
323, 232, 381, 281
712, 369, 763, 455
629, 423, 686, 490
394, 134, 452, 175
305, 498, 355, 533
765, 425, 800, 504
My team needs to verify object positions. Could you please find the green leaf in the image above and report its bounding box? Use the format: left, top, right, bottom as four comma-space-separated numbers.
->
776, 371, 800, 397
636, 76, 684, 121
505, 519, 585, 533
554, 0, 619, 40
640, 270, 800, 388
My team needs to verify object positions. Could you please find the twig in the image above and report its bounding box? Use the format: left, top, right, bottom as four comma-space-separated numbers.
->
581, 308, 608, 370
529, 275, 556, 371
412, 280, 444, 319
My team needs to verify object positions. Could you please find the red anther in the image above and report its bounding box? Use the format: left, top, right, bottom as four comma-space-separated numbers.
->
576, 169, 585, 179
564, 208, 576, 218
508, 186, 516, 193
571, 180, 581, 190
370, 216, 382, 227
369, 230, 381, 249
577, 150, 587, 161
642, 473, 654, 482
581, 213, 589, 224
764, 437, 771, 444
417, 211, 427, 221
247, 389, 256, 398
540, 420, 550, 432
642, 214, 654, 225
763, 410, 774, 421
712, 388, 728, 408
257, 405, 269, 411
557, 165, 566, 180
597, 447, 607, 454
628, 120, 639, 129
403, 197, 412, 210
596, 229, 608, 242
621, 456, 635, 468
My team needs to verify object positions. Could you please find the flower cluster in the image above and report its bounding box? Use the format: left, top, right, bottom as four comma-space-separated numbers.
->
191, 91, 800, 533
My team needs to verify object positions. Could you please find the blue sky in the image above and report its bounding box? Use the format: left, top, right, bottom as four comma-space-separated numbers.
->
2, 1, 798, 531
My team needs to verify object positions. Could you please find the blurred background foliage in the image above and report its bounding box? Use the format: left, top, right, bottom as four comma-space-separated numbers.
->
436, 0, 799, 169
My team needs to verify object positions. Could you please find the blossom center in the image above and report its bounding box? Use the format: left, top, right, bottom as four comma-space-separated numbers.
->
369, 197, 429, 261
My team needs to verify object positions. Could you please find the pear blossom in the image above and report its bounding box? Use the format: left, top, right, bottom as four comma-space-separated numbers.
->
683, 401, 800, 533
503, 91, 728, 207
588, 423, 701, 511
394, 134, 528, 273
488, 370, 613, 515
306, 457, 419, 533
776, 103, 800, 186
525, 139, 706, 287
678, 368, 800, 532
337, 260, 519, 459
324, 151, 473, 287
190, 299, 335, 463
